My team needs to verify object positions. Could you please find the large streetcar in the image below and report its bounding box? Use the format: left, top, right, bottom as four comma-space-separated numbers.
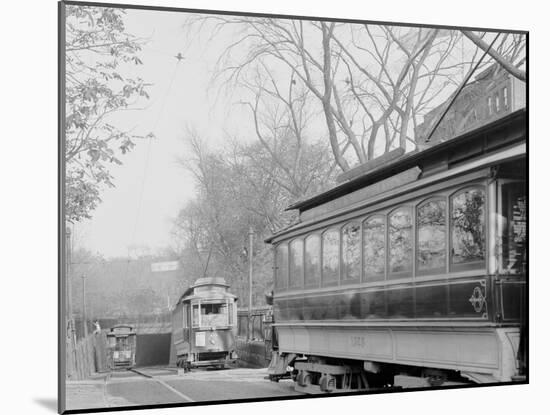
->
266, 104, 526, 392
171, 277, 239, 370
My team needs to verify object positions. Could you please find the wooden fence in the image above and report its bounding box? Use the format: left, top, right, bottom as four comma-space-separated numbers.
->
66, 332, 109, 380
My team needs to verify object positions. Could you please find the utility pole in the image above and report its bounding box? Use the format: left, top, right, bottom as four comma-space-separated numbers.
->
247, 226, 253, 341
82, 274, 88, 338
66, 228, 72, 325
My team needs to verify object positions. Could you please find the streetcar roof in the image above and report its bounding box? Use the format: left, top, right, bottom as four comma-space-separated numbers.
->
288, 109, 524, 213
266, 108, 526, 243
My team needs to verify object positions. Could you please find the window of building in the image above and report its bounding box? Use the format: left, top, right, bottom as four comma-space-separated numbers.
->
451, 188, 486, 266
495, 93, 500, 112
503, 86, 509, 108
417, 199, 447, 274
363, 216, 385, 281
275, 243, 288, 289
488, 97, 493, 115
389, 207, 413, 277
304, 234, 321, 287
322, 229, 340, 284
342, 222, 361, 282
289, 239, 304, 288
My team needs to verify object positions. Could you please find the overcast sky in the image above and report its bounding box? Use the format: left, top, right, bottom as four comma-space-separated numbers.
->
72, 8, 248, 258
69, 6, 518, 259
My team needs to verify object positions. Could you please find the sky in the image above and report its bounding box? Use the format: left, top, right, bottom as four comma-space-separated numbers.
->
72, 9, 250, 258
69, 7, 522, 259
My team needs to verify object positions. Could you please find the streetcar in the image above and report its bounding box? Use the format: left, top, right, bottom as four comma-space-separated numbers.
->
266, 103, 526, 391
171, 277, 238, 370
106, 325, 137, 370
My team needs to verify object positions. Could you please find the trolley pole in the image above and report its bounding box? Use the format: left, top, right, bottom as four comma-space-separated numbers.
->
247, 227, 253, 341
82, 274, 88, 338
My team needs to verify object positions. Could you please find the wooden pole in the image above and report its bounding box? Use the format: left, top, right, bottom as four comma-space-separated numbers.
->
82, 274, 88, 338
247, 227, 253, 341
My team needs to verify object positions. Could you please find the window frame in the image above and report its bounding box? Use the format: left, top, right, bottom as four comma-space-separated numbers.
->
449, 185, 488, 272
289, 238, 304, 289
321, 227, 341, 287
362, 214, 386, 283
415, 196, 448, 276
503, 86, 509, 108
341, 221, 362, 284
304, 233, 321, 288
497, 179, 526, 276
275, 242, 289, 291
387, 205, 414, 280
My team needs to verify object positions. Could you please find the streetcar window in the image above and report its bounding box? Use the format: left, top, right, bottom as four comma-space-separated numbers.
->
192, 304, 200, 327
363, 216, 385, 281
342, 222, 361, 282
417, 199, 447, 274
451, 188, 486, 266
322, 228, 340, 285
499, 182, 526, 274
304, 234, 321, 287
200, 303, 229, 327
289, 239, 304, 289
389, 207, 413, 277
275, 243, 288, 290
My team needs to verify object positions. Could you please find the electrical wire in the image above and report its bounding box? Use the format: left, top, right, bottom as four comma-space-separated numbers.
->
123, 60, 183, 279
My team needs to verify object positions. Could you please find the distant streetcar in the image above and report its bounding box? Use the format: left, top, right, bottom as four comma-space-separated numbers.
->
106, 325, 137, 370
266, 107, 526, 393
171, 277, 238, 371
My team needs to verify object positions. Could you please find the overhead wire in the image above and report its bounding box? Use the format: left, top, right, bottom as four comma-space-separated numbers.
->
124, 59, 183, 279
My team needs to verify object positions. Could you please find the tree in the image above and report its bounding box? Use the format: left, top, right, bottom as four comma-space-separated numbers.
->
172, 129, 335, 304
64, 5, 152, 222
461, 31, 526, 81
185, 18, 525, 171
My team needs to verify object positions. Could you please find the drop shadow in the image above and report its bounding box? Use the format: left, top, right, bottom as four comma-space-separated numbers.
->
34, 398, 58, 413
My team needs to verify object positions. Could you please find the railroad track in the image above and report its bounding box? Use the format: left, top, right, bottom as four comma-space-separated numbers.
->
127, 367, 195, 402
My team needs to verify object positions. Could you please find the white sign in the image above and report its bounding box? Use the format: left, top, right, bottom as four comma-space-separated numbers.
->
151, 261, 180, 272
195, 332, 205, 347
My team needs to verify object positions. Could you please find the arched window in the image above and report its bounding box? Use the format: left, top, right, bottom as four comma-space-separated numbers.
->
289, 239, 304, 289
417, 198, 447, 274
451, 188, 486, 268
275, 243, 288, 290
363, 216, 385, 282
389, 207, 413, 278
342, 222, 361, 282
304, 234, 321, 287
322, 229, 340, 285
